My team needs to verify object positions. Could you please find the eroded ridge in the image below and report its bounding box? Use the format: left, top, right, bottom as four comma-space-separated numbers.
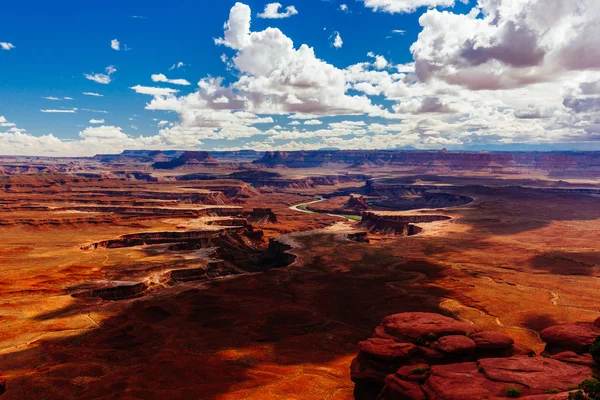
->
358, 212, 451, 236
75, 225, 295, 300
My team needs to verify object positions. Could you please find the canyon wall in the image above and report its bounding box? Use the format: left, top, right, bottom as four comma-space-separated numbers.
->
254, 150, 600, 174
359, 212, 449, 235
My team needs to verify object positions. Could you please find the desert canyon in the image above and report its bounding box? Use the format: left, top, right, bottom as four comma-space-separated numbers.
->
0, 149, 599, 399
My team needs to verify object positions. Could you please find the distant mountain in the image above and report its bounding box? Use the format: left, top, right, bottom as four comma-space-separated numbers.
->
318, 147, 341, 151
152, 151, 218, 170
253, 150, 600, 175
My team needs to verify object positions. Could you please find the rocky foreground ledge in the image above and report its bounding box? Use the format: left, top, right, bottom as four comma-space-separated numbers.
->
351, 312, 600, 399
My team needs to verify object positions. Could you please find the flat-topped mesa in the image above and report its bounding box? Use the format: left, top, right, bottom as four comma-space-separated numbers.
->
62, 205, 240, 219
359, 212, 450, 235
352, 312, 598, 400
81, 226, 252, 250
230, 172, 367, 189
59, 189, 229, 204
72, 282, 146, 301
152, 151, 218, 170
253, 150, 600, 174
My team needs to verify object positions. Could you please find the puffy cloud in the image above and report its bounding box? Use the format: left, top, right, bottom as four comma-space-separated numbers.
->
393, 96, 454, 114
340, 4, 349, 12
83, 92, 103, 97
130, 85, 179, 96
257, 3, 298, 19
0, 42, 15, 50
580, 81, 600, 96
361, 0, 459, 14
84, 65, 117, 84
204, 3, 382, 118
564, 97, 600, 114
89, 119, 105, 124
367, 52, 389, 70
111, 39, 120, 51
0, 116, 16, 127
0, 119, 171, 156
332, 31, 343, 49
151, 73, 191, 86
304, 119, 323, 125
157, 120, 169, 126
410, 0, 600, 90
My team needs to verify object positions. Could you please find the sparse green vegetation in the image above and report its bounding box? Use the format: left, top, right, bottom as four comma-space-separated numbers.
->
568, 378, 600, 400
545, 388, 559, 394
589, 337, 600, 364
339, 214, 362, 221
296, 203, 313, 212
506, 387, 522, 398
478, 365, 485, 373
412, 366, 428, 374
569, 391, 587, 400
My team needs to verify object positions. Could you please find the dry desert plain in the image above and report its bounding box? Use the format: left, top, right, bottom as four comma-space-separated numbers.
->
1, 150, 600, 399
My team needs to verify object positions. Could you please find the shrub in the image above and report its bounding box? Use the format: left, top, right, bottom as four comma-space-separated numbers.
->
412, 366, 428, 374
506, 387, 522, 398
569, 378, 600, 400
590, 337, 600, 364
568, 390, 587, 400
546, 388, 559, 394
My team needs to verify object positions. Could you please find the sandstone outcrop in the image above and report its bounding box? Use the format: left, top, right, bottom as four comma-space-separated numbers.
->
359, 212, 449, 235
541, 321, 600, 353
351, 312, 599, 400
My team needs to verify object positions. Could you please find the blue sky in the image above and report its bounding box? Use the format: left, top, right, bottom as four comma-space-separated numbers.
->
1, 0, 600, 155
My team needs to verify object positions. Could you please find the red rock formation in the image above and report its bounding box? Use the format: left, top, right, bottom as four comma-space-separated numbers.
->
351, 312, 598, 400
541, 321, 600, 353
359, 212, 449, 235
347, 195, 370, 212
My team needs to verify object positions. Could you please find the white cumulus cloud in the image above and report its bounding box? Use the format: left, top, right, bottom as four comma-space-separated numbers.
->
151, 73, 191, 86
0, 42, 15, 50
332, 31, 343, 49
84, 65, 117, 84
257, 3, 298, 19
130, 85, 180, 96
361, 0, 460, 14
